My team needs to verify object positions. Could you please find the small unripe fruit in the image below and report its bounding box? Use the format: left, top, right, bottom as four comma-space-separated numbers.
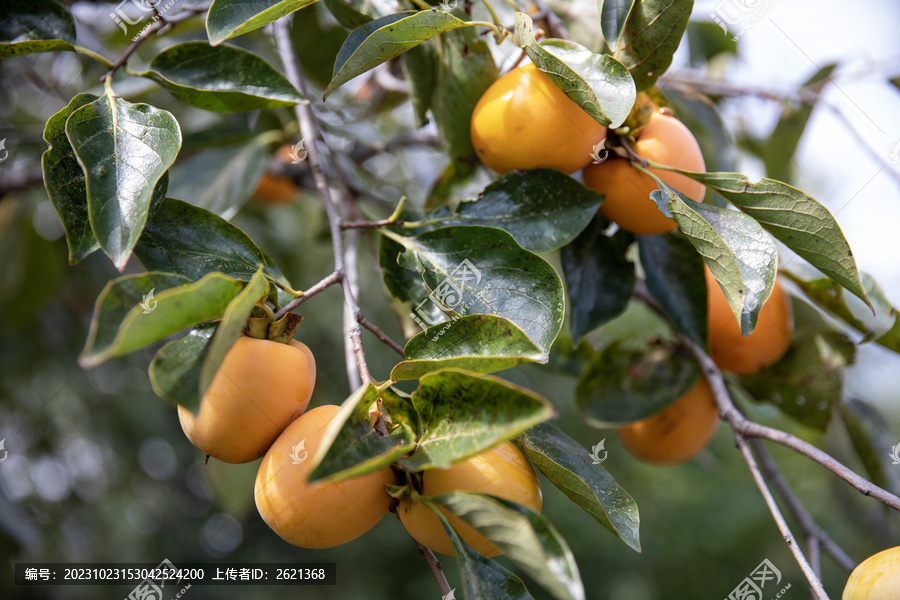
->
706, 267, 793, 375
843, 546, 900, 600
255, 405, 395, 549
470, 63, 606, 175
583, 110, 705, 235
177, 336, 315, 464
618, 377, 718, 466
398, 441, 542, 557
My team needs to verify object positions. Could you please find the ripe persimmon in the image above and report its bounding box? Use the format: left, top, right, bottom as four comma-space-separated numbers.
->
583, 110, 705, 234
843, 546, 900, 600
706, 266, 793, 375
618, 376, 718, 466
255, 405, 395, 549
177, 336, 315, 464
470, 63, 606, 175
398, 441, 542, 557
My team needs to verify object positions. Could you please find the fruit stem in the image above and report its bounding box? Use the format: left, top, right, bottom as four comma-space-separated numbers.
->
254, 302, 276, 321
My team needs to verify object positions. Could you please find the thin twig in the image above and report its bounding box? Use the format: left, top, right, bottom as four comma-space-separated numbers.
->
359, 316, 405, 356
274, 17, 371, 386
102, 4, 210, 80
340, 218, 405, 230
417, 542, 452, 597
273, 271, 344, 321
735, 435, 829, 599
530, 0, 570, 40
749, 439, 858, 573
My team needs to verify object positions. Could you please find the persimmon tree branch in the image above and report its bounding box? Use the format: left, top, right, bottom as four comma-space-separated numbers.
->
273, 271, 344, 321
274, 17, 371, 387
750, 438, 857, 573
417, 543, 452, 597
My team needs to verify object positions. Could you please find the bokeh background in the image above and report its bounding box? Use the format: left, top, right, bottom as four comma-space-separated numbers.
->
1, 0, 900, 598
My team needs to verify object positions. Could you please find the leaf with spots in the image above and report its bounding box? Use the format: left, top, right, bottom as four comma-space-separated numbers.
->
65, 92, 181, 271
612, 0, 693, 91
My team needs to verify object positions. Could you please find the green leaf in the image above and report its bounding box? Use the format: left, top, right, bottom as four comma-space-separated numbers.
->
657, 186, 779, 335
402, 41, 437, 128
515, 423, 640, 552
513, 14, 636, 129
149, 324, 217, 410
669, 170, 869, 309
838, 399, 900, 497
391, 315, 547, 381
429, 506, 535, 600
135, 198, 288, 286
576, 342, 700, 427
561, 215, 634, 341
290, 2, 349, 89
79, 272, 244, 367
397, 369, 554, 471
385, 226, 565, 354
685, 21, 737, 65
786, 272, 896, 347
206, 0, 321, 45
432, 28, 499, 160
598, 0, 635, 50
167, 138, 272, 219
0, 0, 75, 58
143, 42, 304, 113
428, 492, 585, 600
323, 0, 373, 28
613, 0, 693, 91
65, 93, 182, 271
638, 233, 707, 348
325, 10, 469, 98
42, 94, 99, 264
764, 64, 836, 182
419, 169, 604, 253
309, 384, 417, 482
741, 330, 853, 431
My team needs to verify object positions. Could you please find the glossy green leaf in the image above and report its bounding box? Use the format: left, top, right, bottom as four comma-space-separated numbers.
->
765, 64, 836, 182
79, 272, 244, 367
418, 169, 604, 253
398, 369, 554, 471
135, 198, 288, 286
309, 384, 417, 482
429, 506, 535, 600
149, 324, 217, 410
42, 94, 99, 263
576, 342, 700, 427
385, 226, 565, 354
561, 215, 634, 341
392, 315, 547, 381
613, 0, 693, 91
325, 10, 469, 98
144, 42, 304, 112
786, 272, 896, 347
167, 137, 272, 219
598, 0, 635, 50
432, 27, 499, 161
664, 169, 869, 310
513, 14, 636, 128
429, 492, 585, 600
742, 330, 853, 431
206, 0, 321, 45
323, 0, 373, 28
638, 233, 707, 348
516, 423, 640, 552
656, 185, 779, 335
0, 0, 75, 58
65, 93, 181, 271
839, 398, 900, 497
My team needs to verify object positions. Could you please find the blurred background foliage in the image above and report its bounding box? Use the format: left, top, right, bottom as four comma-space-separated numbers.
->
2, 1, 900, 599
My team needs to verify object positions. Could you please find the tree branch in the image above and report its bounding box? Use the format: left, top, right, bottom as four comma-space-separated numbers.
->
274, 17, 371, 387
273, 271, 344, 321
359, 316, 405, 356
749, 438, 858, 573
417, 542, 452, 597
